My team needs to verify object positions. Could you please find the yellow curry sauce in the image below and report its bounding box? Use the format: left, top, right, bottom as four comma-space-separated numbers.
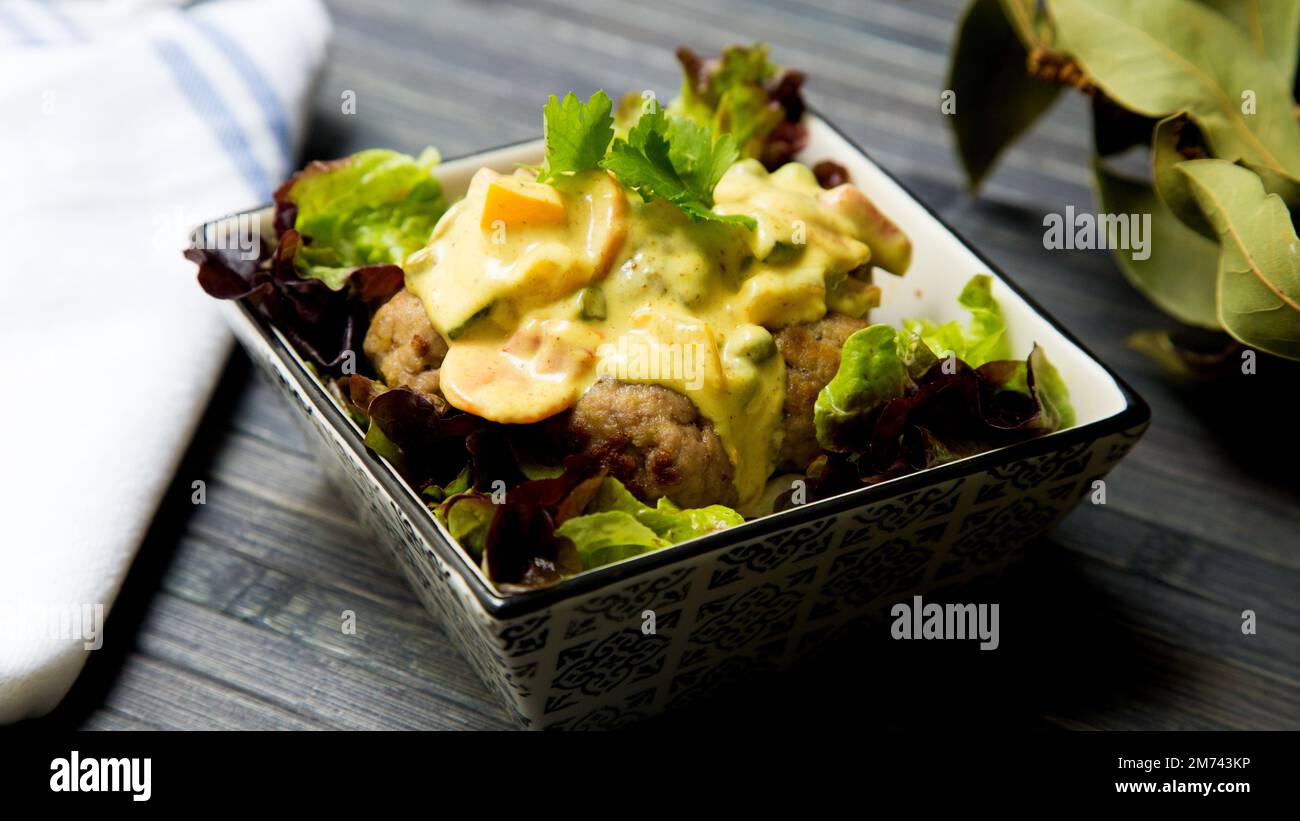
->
404, 159, 888, 512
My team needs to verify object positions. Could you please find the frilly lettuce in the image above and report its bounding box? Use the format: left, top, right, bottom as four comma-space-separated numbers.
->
444, 493, 495, 559
554, 512, 668, 570
274, 147, 447, 290
556, 478, 743, 569
667, 43, 807, 169
902, 274, 1011, 367
669, 44, 781, 159
1025, 345, 1076, 430
814, 324, 912, 453
907, 274, 1073, 427
810, 274, 1076, 488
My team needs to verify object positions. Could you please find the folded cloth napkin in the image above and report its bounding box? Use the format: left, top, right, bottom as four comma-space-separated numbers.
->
0, 0, 332, 723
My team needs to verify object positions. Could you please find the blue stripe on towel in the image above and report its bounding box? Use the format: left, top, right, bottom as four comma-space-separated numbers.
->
0, 3, 44, 45
39, 2, 88, 42
187, 15, 293, 166
152, 38, 273, 200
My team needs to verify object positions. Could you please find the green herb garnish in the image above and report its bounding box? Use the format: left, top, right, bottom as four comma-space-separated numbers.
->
602, 99, 755, 229
536, 91, 754, 229
537, 90, 614, 183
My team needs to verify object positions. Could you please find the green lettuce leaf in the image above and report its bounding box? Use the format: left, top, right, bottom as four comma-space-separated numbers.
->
982, 344, 1076, 430
276, 147, 447, 290
1028, 344, 1076, 430
421, 465, 472, 504
902, 274, 1011, 367
555, 511, 668, 569
814, 275, 1075, 456
556, 477, 743, 569
443, 494, 495, 559
363, 418, 405, 472
813, 324, 912, 452
901, 274, 1072, 425
588, 478, 743, 541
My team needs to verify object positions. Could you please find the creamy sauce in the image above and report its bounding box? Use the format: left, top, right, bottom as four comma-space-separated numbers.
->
404, 159, 883, 512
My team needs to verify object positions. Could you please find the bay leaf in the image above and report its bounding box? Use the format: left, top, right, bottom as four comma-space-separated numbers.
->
1091, 92, 1157, 157
949, 0, 1062, 189
999, 0, 1055, 50
1151, 113, 1216, 239
1127, 327, 1243, 380
1050, 0, 1300, 180
1195, 0, 1300, 83
1241, 160, 1300, 210
1179, 158, 1300, 359
1093, 160, 1221, 329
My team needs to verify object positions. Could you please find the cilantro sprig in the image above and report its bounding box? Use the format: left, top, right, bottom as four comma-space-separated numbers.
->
538, 91, 615, 183
537, 91, 754, 230
604, 99, 755, 229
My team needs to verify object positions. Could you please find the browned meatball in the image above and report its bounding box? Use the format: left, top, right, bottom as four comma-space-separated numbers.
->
563, 379, 738, 508
363, 289, 447, 396
774, 312, 868, 470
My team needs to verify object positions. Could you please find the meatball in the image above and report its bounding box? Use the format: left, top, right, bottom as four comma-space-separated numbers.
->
774, 312, 868, 470
363, 289, 447, 396
563, 379, 737, 508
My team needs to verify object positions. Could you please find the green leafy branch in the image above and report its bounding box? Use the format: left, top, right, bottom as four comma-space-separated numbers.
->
948, 0, 1300, 364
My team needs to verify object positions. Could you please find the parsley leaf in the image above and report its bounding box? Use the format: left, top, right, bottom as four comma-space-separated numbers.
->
600, 99, 754, 230
538, 90, 615, 183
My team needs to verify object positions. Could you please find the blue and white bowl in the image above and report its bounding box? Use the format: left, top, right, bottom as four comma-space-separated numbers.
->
196, 114, 1150, 729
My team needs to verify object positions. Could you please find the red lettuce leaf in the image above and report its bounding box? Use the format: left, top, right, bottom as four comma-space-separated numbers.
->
481, 462, 597, 591
187, 226, 403, 374
465, 427, 529, 491
363, 385, 482, 487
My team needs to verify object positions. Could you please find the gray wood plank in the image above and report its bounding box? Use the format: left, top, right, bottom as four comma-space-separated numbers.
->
100, 656, 327, 731
16, 0, 1296, 732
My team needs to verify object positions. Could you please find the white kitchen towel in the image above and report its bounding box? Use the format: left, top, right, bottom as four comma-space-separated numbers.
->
0, 0, 332, 723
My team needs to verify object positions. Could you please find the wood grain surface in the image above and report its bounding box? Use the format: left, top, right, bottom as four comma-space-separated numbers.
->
27, 0, 1300, 731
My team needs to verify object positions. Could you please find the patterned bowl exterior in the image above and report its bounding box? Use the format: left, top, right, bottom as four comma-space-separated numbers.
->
223, 294, 1146, 729
203, 115, 1150, 727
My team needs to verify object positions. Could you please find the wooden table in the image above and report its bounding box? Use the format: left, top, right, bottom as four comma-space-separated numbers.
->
32, 0, 1300, 731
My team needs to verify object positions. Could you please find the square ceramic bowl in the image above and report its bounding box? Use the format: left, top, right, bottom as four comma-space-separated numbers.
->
195, 114, 1150, 729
